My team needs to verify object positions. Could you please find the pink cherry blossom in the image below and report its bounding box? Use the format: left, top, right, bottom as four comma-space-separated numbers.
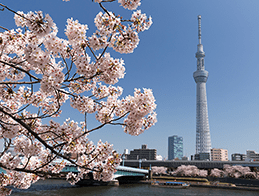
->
0, 0, 155, 194
131, 10, 152, 32
118, 0, 141, 10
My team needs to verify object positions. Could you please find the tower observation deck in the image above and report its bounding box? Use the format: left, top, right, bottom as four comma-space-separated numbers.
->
193, 15, 212, 158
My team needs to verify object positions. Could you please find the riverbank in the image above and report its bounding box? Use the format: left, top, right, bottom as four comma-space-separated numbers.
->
147, 176, 259, 191
139, 180, 259, 191
190, 183, 259, 191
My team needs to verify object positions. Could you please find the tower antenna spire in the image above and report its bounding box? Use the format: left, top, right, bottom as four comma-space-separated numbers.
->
198, 15, 202, 44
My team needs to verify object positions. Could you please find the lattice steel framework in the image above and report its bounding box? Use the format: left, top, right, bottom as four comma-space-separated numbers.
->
193, 15, 212, 154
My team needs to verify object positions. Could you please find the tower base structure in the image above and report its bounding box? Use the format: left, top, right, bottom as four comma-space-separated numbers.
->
194, 153, 210, 161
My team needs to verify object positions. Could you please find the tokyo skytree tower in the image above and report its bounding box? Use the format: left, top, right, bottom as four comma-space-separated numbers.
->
193, 15, 212, 155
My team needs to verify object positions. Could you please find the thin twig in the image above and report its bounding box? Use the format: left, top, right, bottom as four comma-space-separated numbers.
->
0, 60, 40, 81
0, 25, 9, 31
0, 3, 32, 22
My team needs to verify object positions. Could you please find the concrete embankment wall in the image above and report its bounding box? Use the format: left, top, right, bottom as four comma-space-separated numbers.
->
209, 177, 259, 187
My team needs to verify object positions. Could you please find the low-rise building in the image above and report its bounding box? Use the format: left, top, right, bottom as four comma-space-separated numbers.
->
182, 156, 189, 161
126, 144, 157, 160
246, 150, 259, 161
231, 153, 246, 161
211, 148, 228, 161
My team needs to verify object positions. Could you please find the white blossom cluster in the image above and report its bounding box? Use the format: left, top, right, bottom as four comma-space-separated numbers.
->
96, 53, 125, 84
93, 11, 140, 54
44, 34, 69, 58
14, 11, 57, 38
65, 18, 88, 41
65, 18, 88, 53
110, 27, 139, 54
89, 1, 151, 54
122, 88, 157, 135
95, 12, 121, 36
0, 0, 155, 194
63, 0, 141, 10
131, 10, 152, 32
118, 0, 141, 10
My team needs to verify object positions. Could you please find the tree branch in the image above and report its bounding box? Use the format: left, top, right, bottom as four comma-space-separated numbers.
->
0, 60, 40, 81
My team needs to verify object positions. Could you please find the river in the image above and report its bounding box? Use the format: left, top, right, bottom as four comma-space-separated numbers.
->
10, 179, 259, 196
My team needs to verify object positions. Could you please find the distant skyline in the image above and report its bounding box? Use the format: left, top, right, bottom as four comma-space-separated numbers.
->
1, 0, 259, 159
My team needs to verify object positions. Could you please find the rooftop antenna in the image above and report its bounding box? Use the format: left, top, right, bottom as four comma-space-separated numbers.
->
198, 15, 202, 44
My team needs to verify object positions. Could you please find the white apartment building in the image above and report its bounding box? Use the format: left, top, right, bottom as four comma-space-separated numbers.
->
211, 148, 228, 161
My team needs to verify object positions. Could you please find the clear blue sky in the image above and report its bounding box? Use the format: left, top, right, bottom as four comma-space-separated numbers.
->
1, 0, 259, 159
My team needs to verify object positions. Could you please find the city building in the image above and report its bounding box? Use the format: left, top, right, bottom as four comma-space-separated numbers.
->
168, 135, 183, 160
231, 153, 246, 161
122, 149, 130, 160
126, 144, 157, 160
246, 150, 259, 161
193, 15, 212, 160
192, 152, 210, 161
182, 156, 189, 161
211, 148, 228, 161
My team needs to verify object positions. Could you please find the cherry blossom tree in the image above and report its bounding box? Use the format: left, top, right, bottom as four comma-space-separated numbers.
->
151, 166, 167, 175
0, 0, 156, 194
198, 169, 208, 177
172, 165, 198, 177
209, 168, 225, 178
210, 165, 257, 179
171, 165, 208, 177
223, 164, 256, 179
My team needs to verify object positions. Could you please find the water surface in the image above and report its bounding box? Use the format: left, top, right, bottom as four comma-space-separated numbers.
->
10, 179, 259, 196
